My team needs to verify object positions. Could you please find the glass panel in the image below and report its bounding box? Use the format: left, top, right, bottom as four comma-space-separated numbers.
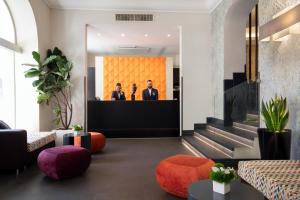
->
0, 46, 15, 127
224, 81, 259, 125
0, 0, 15, 43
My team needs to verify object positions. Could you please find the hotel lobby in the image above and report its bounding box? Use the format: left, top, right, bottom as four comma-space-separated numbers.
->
0, 0, 300, 199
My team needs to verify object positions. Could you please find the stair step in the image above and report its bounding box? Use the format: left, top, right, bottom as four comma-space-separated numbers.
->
206, 124, 256, 147
208, 123, 256, 140
195, 130, 245, 151
233, 122, 258, 133
182, 136, 232, 159
194, 131, 233, 157
246, 113, 259, 121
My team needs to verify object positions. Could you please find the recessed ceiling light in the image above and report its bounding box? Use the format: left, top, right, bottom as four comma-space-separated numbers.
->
144, 34, 148, 37
167, 34, 171, 38
121, 33, 125, 37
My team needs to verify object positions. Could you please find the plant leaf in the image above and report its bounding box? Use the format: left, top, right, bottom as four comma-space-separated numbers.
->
42, 55, 58, 66
32, 51, 41, 65
25, 68, 41, 78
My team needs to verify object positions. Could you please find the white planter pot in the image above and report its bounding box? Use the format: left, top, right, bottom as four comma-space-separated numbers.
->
54, 129, 74, 146
213, 181, 231, 194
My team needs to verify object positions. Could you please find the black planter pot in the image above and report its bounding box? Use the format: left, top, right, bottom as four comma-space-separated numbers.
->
258, 128, 291, 160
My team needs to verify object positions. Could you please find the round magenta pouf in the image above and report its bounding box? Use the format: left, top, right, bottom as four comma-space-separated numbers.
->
38, 146, 91, 180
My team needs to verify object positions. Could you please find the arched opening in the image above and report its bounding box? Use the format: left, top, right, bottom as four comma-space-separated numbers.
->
0, 0, 39, 131
224, 0, 258, 80
223, 0, 259, 125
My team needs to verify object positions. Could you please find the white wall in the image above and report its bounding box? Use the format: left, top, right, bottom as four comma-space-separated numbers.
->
166, 57, 173, 100
50, 9, 213, 130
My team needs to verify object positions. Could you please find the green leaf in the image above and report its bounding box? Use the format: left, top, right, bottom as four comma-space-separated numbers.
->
22, 63, 39, 67
261, 96, 289, 133
32, 51, 41, 65
32, 79, 45, 87
37, 93, 51, 104
42, 55, 58, 66
25, 68, 41, 78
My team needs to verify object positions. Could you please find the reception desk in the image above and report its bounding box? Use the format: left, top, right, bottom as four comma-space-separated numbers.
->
87, 100, 180, 138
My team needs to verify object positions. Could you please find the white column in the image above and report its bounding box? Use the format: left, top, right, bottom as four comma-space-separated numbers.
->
95, 56, 104, 100
166, 57, 174, 100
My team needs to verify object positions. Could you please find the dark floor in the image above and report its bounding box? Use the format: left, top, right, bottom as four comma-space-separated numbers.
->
0, 138, 192, 200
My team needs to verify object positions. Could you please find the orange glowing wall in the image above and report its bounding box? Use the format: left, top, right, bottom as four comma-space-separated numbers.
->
103, 56, 166, 100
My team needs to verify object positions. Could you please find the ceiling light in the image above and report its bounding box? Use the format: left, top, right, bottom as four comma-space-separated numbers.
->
97, 33, 101, 37
167, 34, 171, 38
121, 33, 125, 37
144, 34, 148, 37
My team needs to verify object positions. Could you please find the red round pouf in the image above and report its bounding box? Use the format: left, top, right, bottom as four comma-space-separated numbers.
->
89, 132, 106, 153
156, 155, 215, 198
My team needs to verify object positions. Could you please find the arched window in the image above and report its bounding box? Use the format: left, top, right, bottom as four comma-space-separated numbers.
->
0, 0, 17, 127
0, 0, 14, 43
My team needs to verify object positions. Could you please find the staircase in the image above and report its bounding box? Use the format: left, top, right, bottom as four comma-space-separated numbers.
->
182, 118, 260, 166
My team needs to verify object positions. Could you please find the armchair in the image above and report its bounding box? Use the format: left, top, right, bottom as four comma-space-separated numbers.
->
0, 129, 27, 173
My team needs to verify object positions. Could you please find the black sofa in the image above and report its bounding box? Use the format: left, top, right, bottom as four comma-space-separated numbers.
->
0, 121, 55, 173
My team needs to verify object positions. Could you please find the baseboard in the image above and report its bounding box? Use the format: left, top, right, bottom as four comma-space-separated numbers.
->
194, 123, 206, 130
182, 130, 194, 136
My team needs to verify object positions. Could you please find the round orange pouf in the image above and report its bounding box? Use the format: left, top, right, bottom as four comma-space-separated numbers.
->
156, 155, 215, 198
74, 132, 106, 153
89, 132, 106, 153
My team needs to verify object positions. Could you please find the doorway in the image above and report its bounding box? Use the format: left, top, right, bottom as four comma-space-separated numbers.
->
84, 23, 182, 137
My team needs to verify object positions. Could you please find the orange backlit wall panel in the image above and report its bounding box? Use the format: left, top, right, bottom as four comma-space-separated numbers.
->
103, 56, 166, 100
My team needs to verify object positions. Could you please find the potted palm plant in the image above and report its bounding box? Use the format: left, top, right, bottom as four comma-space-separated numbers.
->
259, 95, 291, 160
23, 47, 74, 145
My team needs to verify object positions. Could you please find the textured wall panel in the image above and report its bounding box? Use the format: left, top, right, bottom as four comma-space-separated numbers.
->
259, 0, 300, 159
103, 56, 166, 100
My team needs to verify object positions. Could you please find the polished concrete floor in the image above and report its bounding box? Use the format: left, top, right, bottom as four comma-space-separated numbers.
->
0, 138, 192, 200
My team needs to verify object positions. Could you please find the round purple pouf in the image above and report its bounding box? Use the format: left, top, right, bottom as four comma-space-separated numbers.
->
38, 146, 91, 180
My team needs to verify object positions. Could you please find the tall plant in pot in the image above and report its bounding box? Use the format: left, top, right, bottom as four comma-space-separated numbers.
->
23, 47, 73, 130
259, 95, 291, 160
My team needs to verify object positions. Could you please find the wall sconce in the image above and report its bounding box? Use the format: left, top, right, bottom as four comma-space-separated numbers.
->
260, 4, 300, 42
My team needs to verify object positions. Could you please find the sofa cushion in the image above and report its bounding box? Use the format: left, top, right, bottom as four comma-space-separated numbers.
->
0, 120, 11, 129
27, 132, 56, 152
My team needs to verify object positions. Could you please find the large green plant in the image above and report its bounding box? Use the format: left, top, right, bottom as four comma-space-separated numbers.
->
261, 95, 289, 133
23, 47, 73, 129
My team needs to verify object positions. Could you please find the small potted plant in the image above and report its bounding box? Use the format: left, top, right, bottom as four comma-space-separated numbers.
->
259, 95, 291, 159
72, 124, 83, 136
210, 163, 237, 194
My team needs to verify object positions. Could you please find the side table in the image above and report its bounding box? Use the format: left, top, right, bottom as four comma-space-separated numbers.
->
63, 132, 91, 151
188, 180, 265, 200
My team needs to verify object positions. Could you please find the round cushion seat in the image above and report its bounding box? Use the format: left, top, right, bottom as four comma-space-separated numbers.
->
89, 132, 106, 153
156, 155, 215, 198
38, 146, 91, 180
74, 132, 106, 153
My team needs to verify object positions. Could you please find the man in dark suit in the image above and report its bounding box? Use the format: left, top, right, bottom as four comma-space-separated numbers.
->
142, 80, 159, 101
111, 83, 126, 101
